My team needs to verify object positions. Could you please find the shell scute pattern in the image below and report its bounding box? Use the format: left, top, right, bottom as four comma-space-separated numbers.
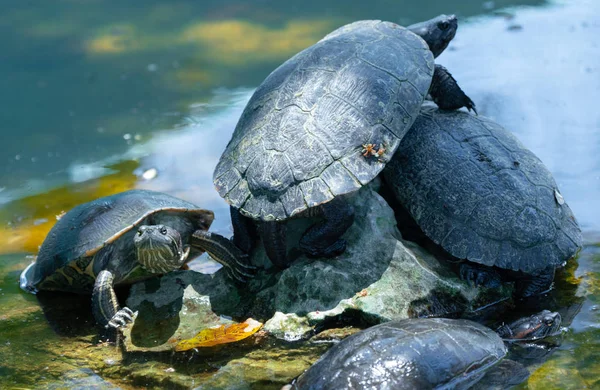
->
215, 21, 432, 221
296, 318, 506, 389
385, 108, 582, 273
319, 20, 382, 43
285, 135, 334, 182
29, 190, 213, 289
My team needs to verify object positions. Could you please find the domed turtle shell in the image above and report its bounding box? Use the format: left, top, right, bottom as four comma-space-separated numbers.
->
294, 318, 507, 389
214, 20, 434, 221
23, 190, 214, 292
383, 107, 582, 273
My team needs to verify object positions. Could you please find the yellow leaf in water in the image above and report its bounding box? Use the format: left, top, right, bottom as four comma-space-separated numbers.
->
175, 318, 262, 351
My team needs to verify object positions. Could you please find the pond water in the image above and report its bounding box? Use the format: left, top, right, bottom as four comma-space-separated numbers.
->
1, 0, 598, 388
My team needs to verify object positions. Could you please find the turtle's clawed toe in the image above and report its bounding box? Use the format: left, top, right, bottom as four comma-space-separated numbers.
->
106, 307, 135, 329
465, 97, 477, 115
459, 263, 501, 288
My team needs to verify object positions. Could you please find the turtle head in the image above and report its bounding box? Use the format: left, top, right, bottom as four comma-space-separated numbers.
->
133, 225, 190, 274
498, 310, 562, 341
407, 14, 457, 58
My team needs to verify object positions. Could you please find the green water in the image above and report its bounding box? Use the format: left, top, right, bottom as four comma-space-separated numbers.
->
1, 0, 599, 388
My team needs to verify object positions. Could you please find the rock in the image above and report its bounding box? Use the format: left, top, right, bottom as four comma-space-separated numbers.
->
263, 312, 313, 341
123, 281, 237, 352
246, 186, 513, 338
123, 186, 512, 342
192, 343, 329, 390
309, 327, 362, 343
247, 184, 399, 319
125, 266, 243, 317
43, 368, 121, 390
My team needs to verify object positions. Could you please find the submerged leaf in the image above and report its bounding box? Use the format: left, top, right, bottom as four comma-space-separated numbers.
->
175, 318, 263, 351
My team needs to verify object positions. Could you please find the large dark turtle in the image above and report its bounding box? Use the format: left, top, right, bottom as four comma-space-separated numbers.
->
214, 15, 475, 268
291, 311, 561, 390
383, 107, 582, 297
19, 189, 254, 329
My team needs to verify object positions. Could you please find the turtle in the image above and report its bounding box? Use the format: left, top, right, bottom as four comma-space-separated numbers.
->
289, 310, 561, 390
214, 15, 475, 268
382, 106, 582, 297
19, 189, 255, 329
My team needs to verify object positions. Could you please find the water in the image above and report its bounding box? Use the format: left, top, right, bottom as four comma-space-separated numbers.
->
1, 0, 599, 388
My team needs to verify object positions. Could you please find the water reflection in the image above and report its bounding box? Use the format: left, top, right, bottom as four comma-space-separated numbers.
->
0, 0, 599, 388
0, 0, 547, 203
440, 0, 600, 232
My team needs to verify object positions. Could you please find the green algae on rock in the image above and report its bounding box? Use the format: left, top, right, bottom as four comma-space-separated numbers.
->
123, 277, 258, 352
124, 186, 513, 342
245, 186, 513, 338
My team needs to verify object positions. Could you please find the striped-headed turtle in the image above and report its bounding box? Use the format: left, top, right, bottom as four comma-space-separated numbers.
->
291, 311, 561, 389
20, 190, 254, 329
214, 15, 475, 268
383, 107, 582, 297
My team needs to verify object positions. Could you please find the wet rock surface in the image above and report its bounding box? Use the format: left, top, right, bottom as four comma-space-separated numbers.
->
124, 186, 513, 343
2, 2, 598, 388
123, 284, 237, 352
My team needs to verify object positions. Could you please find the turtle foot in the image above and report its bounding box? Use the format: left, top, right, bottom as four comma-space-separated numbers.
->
430, 64, 477, 114
106, 307, 134, 329
301, 239, 347, 259
515, 269, 555, 298
459, 263, 501, 288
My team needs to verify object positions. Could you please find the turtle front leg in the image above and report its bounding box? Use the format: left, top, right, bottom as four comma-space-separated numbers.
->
92, 270, 134, 329
459, 262, 502, 289
515, 267, 555, 298
430, 64, 477, 114
230, 206, 257, 254
259, 221, 289, 269
299, 197, 355, 259
190, 230, 256, 283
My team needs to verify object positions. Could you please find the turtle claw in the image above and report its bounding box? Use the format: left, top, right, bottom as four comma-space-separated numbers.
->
465, 97, 477, 115
459, 263, 501, 289
106, 307, 135, 329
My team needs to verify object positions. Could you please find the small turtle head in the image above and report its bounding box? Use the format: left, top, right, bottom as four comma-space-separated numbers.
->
407, 14, 457, 58
500, 310, 562, 341
133, 225, 189, 274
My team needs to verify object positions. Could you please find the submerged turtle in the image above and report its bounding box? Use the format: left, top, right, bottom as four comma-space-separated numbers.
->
291, 311, 561, 390
383, 107, 582, 297
214, 15, 475, 268
20, 190, 254, 329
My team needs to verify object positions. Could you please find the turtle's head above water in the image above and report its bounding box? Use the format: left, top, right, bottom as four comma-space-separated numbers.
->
407, 14, 457, 58
133, 225, 190, 273
498, 310, 562, 341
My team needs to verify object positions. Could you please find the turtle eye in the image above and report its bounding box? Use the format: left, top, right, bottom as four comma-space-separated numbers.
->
439, 21, 450, 30
160, 227, 168, 235
137, 230, 143, 236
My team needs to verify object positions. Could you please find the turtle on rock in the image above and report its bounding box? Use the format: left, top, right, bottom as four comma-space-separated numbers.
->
383, 107, 582, 297
20, 190, 255, 329
214, 15, 475, 268
290, 311, 562, 390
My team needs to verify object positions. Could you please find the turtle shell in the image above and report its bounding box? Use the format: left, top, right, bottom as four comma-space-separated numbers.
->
21, 190, 214, 293
294, 318, 506, 389
214, 20, 434, 221
383, 107, 582, 273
